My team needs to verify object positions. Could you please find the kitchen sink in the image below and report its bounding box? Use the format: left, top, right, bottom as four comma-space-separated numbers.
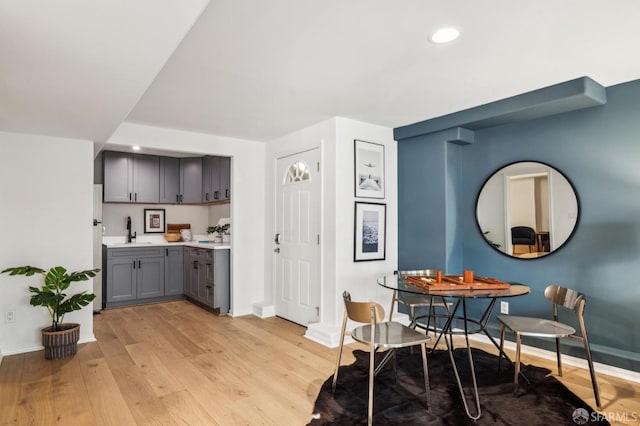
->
111, 242, 154, 245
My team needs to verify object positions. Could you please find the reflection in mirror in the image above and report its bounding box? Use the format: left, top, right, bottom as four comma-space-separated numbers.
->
476, 161, 579, 259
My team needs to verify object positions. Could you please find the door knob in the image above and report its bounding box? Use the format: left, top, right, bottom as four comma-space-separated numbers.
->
274, 233, 282, 245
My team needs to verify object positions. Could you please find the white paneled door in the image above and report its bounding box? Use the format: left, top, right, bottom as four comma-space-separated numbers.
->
275, 148, 321, 326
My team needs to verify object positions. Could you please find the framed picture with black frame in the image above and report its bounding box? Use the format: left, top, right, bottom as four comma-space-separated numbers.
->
143, 208, 166, 234
354, 139, 385, 199
354, 202, 386, 261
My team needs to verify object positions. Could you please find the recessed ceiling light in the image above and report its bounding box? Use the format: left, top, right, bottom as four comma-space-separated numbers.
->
132, 145, 141, 151
430, 27, 461, 44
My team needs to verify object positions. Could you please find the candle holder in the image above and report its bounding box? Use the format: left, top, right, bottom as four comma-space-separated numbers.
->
463, 270, 474, 284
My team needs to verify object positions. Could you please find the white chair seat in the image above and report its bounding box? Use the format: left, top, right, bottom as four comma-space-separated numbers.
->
352, 321, 432, 348
497, 315, 576, 338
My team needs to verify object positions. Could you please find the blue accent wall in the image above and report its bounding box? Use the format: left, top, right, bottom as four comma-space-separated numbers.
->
397, 78, 640, 371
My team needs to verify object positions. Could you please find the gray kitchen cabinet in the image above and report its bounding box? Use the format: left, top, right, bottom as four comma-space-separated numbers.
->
165, 246, 184, 296
202, 156, 219, 202
105, 254, 137, 303
104, 246, 170, 308
159, 156, 180, 204
180, 157, 203, 203
137, 256, 164, 299
219, 156, 231, 201
203, 156, 231, 202
103, 151, 159, 203
183, 246, 229, 313
183, 246, 213, 307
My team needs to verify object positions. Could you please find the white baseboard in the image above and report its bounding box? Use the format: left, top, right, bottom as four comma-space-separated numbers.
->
467, 333, 640, 384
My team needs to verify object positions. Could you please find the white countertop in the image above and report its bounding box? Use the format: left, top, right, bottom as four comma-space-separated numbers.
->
102, 235, 230, 250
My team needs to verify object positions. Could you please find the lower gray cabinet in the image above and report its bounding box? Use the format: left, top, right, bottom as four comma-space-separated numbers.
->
165, 246, 184, 296
105, 246, 183, 308
183, 247, 230, 314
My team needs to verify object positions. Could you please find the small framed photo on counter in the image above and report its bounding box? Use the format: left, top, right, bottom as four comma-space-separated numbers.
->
144, 209, 165, 234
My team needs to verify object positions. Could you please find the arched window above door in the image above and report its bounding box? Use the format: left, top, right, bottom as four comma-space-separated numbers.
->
285, 161, 310, 184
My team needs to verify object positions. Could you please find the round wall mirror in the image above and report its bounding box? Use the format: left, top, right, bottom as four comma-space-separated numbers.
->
475, 161, 579, 259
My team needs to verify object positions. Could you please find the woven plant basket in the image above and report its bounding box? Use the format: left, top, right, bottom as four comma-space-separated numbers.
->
41, 323, 80, 360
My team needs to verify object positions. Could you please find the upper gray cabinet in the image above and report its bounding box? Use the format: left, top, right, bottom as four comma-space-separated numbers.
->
103, 151, 159, 203
103, 151, 228, 205
203, 156, 231, 202
219, 156, 230, 201
159, 156, 180, 204
180, 157, 203, 203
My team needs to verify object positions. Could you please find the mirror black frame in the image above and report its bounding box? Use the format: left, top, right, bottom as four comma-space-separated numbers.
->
475, 160, 580, 259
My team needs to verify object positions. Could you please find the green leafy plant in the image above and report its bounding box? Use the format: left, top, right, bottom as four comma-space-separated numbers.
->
207, 223, 230, 235
1, 265, 99, 331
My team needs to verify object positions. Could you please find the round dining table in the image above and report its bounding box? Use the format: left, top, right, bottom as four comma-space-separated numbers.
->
377, 273, 531, 420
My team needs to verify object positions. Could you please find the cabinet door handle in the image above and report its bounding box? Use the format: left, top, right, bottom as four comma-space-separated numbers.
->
129, 192, 132, 201
225, 189, 229, 198
205, 192, 209, 201
134, 193, 137, 202
138, 260, 141, 268
166, 248, 169, 256
214, 190, 219, 200
193, 260, 198, 270
133, 260, 136, 269
176, 194, 179, 203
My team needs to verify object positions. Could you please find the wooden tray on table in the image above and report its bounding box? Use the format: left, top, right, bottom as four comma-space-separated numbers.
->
404, 275, 510, 291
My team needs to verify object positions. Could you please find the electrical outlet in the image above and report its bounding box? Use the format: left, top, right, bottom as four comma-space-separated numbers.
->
500, 301, 509, 315
5, 310, 15, 323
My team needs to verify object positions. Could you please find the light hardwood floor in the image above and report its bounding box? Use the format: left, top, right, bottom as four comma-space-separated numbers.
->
0, 300, 638, 425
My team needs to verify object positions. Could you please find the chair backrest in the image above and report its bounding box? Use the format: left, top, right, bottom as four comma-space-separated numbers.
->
343, 291, 385, 324
395, 269, 437, 278
511, 226, 536, 244
544, 284, 586, 317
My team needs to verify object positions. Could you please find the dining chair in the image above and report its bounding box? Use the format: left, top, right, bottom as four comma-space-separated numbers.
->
389, 270, 451, 338
332, 291, 431, 425
497, 284, 601, 410
511, 226, 536, 253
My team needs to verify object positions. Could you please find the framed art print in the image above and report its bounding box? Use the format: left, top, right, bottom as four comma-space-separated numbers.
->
354, 139, 385, 198
354, 202, 386, 261
143, 209, 166, 234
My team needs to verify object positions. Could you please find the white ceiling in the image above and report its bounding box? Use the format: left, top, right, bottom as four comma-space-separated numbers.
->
3, 1, 640, 143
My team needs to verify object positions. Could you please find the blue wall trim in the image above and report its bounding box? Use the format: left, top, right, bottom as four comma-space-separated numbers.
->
394, 76, 606, 141
396, 78, 640, 372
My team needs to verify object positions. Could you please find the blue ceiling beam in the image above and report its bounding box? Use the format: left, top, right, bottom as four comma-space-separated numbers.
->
394, 76, 606, 141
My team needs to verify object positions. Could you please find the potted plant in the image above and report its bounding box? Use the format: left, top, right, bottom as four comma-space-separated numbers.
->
1, 265, 99, 360
207, 223, 230, 243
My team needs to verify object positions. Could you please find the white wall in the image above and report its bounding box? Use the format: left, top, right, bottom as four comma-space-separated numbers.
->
329, 117, 397, 340
263, 117, 397, 347
0, 132, 95, 357
102, 203, 211, 236
510, 178, 536, 228
108, 123, 265, 316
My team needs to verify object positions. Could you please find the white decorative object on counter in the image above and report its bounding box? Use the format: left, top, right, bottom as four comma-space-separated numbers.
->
180, 229, 192, 242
